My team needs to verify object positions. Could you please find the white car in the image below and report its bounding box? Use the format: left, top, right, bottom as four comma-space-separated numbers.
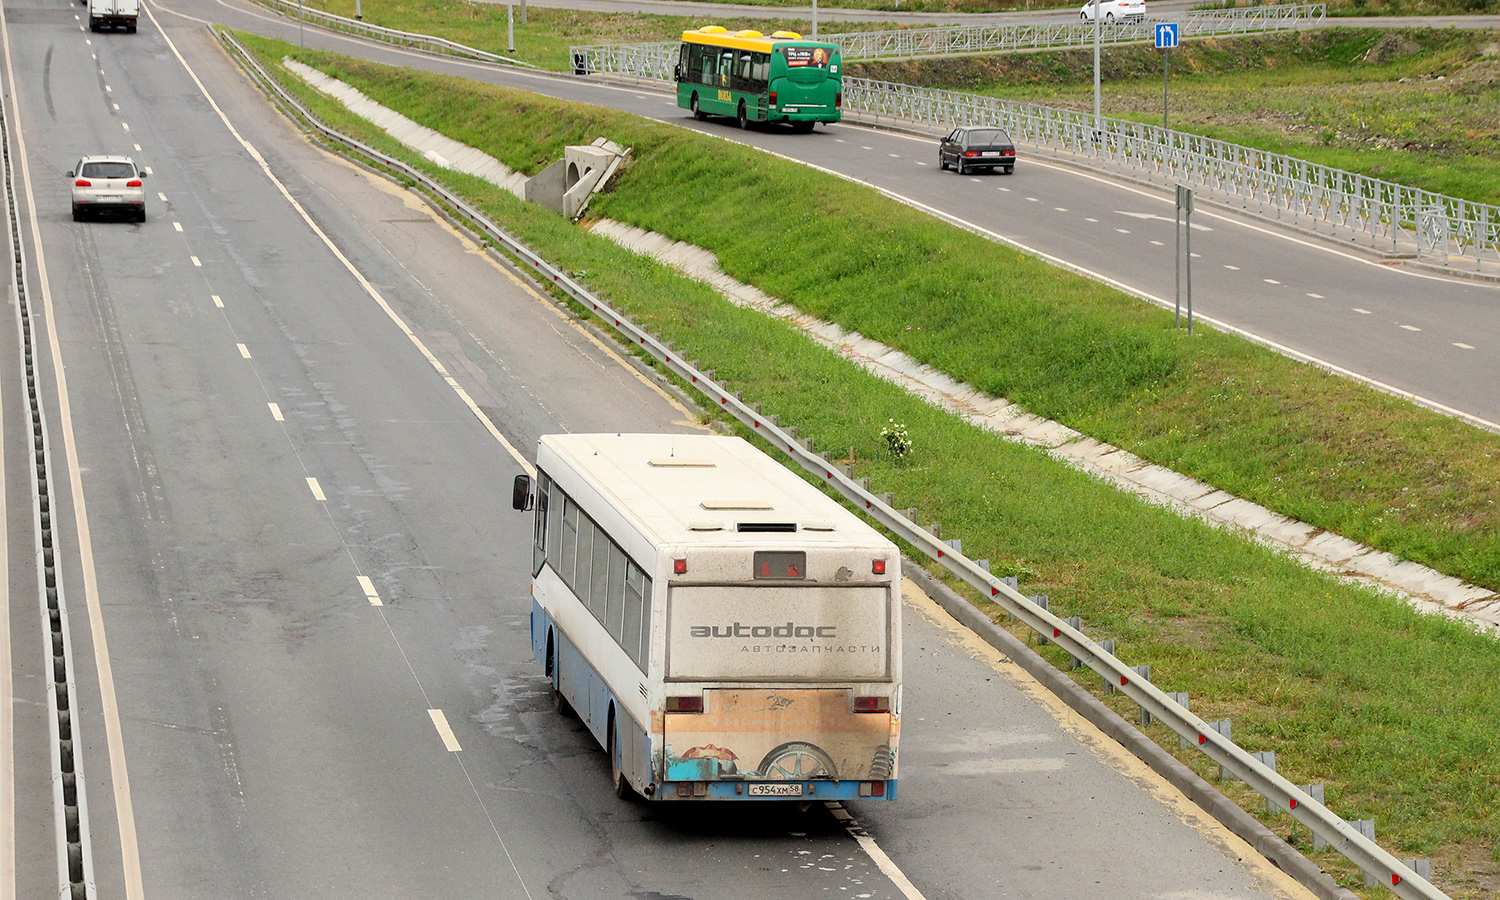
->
68, 155, 147, 222
1080, 0, 1146, 24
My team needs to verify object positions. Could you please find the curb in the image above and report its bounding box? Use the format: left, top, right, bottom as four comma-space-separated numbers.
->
901, 561, 1359, 900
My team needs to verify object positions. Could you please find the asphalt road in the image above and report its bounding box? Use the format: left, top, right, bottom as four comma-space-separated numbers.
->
0, 1, 1358, 898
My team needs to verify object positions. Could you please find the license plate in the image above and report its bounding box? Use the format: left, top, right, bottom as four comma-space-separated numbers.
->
98, 195, 121, 201
981, 151, 1000, 157
748, 782, 804, 797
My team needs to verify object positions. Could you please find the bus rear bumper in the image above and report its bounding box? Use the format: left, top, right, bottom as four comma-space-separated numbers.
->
656, 779, 896, 801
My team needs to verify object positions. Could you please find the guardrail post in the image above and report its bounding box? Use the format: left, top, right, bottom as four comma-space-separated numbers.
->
1224, 749, 1273, 783
1316, 817, 1372, 850
1270, 781, 1321, 814
974, 558, 990, 572
1184, 717, 1229, 748
1031, 595, 1051, 642
1390, 859, 1432, 885
944, 538, 963, 555
1065, 618, 1084, 667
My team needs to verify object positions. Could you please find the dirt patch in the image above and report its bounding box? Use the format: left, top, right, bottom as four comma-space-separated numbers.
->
1363, 33, 1422, 65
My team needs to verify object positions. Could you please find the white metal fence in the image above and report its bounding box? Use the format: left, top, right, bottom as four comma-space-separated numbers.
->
566, 5, 1325, 74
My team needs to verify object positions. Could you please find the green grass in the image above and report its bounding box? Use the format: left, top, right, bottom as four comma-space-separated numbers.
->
231, 33, 1500, 896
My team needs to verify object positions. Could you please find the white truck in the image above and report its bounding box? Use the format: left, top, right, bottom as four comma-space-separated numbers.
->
88, 0, 138, 33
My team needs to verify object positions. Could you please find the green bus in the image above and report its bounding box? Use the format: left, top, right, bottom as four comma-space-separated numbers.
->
674, 27, 842, 132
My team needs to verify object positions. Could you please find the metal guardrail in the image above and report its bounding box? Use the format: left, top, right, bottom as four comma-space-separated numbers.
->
566, 5, 1325, 73
831, 4, 1325, 60
221, 30, 1449, 900
256, 0, 537, 68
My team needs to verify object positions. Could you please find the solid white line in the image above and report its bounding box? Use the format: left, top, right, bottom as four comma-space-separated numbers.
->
428, 709, 462, 751
824, 803, 928, 900
267, 402, 283, 421
358, 575, 383, 606
306, 477, 326, 502
1, 10, 146, 897
237, 343, 251, 359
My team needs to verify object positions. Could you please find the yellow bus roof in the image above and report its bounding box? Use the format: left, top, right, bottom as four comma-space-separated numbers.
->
680, 26, 836, 53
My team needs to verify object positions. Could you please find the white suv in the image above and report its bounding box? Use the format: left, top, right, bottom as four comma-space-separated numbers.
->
69, 155, 147, 222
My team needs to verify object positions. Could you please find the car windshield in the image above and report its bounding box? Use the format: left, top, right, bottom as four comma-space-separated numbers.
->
966, 129, 1009, 145
81, 162, 135, 179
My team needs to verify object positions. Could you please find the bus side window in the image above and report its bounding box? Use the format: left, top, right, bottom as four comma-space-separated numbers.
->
689, 43, 710, 85
590, 525, 611, 623
637, 578, 653, 670
607, 544, 627, 642
718, 49, 735, 87
736, 50, 753, 89
559, 496, 579, 590
533, 473, 550, 577
622, 562, 644, 668
575, 512, 595, 608
752, 52, 769, 87
622, 563, 645, 656
546, 479, 564, 574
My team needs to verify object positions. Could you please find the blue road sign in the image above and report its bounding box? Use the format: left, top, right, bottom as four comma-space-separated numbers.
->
1156, 23, 1179, 49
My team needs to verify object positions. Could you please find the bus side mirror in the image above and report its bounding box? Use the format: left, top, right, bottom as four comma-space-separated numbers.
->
512, 474, 533, 511
673, 64, 682, 80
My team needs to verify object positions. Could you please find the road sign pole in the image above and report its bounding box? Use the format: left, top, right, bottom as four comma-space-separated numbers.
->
1162, 45, 1170, 129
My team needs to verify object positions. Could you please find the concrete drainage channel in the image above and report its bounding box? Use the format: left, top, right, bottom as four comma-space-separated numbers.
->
1, 95, 98, 898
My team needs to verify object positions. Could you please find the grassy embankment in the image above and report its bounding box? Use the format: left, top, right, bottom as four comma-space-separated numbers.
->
233, 33, 1498, 896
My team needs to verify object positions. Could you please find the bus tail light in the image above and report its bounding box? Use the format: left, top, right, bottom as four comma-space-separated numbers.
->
666, 695, 704, 713
673, 558, 687, 574
769, 91, 778, 107
853, 696, 889, 713
872, 559, 886, 575
835, 93, 842, 108
859, 781, 886, 797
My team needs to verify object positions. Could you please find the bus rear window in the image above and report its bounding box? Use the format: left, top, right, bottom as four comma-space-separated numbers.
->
754, 551, 805, 579
782, 46, 832, 68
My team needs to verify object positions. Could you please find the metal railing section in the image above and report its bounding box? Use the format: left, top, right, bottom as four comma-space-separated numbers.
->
220, 30, 1450, 899
841, 77, 1497, 266
566, 5, 1325, 70
829, 4, 1325, 60
255, 0, 537, 68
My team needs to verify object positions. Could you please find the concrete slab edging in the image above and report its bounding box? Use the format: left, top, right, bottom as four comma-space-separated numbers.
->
902, 562, 1360, 900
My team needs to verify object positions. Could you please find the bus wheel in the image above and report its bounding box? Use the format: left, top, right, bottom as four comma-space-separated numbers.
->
691, 93, 706, 121
609, 714, 635, 801
737, 101, 749, 130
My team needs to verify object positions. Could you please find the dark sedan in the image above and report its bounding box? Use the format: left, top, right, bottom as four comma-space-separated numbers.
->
938, 127, 1016, 175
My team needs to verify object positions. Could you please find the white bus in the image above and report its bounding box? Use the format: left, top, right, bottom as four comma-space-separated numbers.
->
512, 433, 901, 801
